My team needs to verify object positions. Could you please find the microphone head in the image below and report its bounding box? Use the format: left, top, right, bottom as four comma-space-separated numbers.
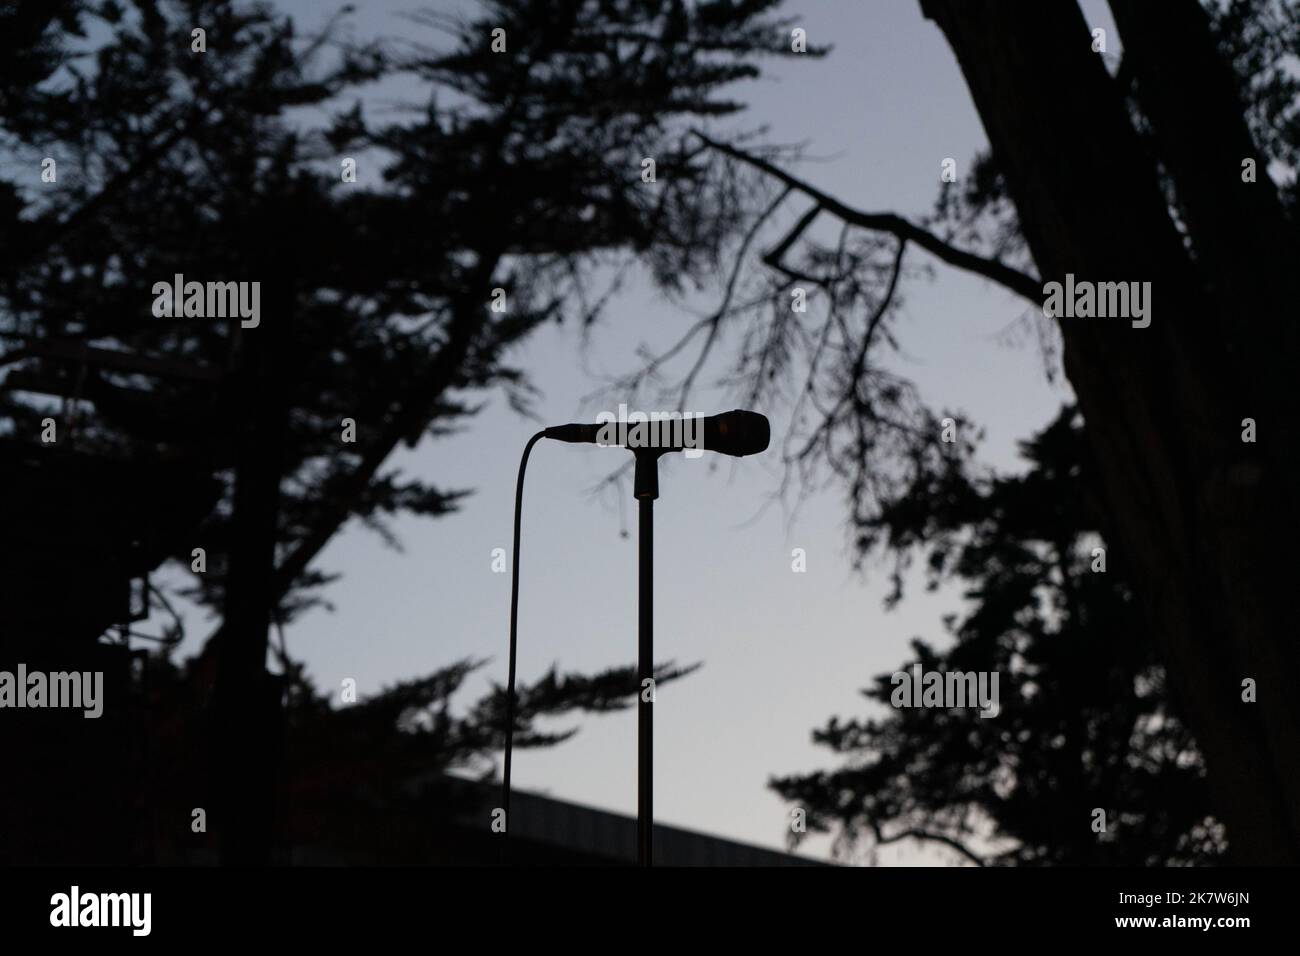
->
707, 409, 770, 457
544, 409, 769, 457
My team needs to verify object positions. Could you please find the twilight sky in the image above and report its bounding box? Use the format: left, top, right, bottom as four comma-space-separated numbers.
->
165, 0, 1114, 863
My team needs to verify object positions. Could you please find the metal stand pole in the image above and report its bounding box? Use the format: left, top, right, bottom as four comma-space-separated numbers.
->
633, 451, 660, 867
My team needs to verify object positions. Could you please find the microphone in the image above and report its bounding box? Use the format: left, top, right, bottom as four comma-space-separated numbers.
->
545, 408, 769, 458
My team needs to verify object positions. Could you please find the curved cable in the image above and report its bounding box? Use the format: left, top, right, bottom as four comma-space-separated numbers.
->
501, 429, 547, 863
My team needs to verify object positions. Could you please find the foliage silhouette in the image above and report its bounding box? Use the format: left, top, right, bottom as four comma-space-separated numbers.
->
0, 0, 811, 863
614, 0, 1300, 862
773, 409, 1223, 865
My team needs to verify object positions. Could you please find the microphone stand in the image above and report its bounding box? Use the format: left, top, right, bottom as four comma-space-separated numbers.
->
633, 449, 663, 867
508, 414, 765, 869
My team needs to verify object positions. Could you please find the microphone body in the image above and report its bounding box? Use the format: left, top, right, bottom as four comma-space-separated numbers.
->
545, 408, 769, 458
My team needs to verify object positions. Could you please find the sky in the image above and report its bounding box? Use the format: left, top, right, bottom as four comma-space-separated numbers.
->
163, 0, 1117, 863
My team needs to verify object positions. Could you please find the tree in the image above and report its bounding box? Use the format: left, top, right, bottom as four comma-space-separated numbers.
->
3, 0, 812, 620
0, 0, 811, 862
772, 408, 1224, 866
615, 0, 1298, 862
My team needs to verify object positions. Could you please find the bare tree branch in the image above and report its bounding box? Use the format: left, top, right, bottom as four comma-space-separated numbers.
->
692, 130, 1042, 303
870, 820, 988, 867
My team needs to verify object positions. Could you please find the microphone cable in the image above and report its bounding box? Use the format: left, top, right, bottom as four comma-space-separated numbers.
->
501, 429, 547, 864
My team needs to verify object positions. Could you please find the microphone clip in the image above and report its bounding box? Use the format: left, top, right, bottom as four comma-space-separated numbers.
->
632, 447, 666, 501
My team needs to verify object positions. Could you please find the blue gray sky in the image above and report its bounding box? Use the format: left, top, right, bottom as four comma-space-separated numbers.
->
166, 0, 1117, 863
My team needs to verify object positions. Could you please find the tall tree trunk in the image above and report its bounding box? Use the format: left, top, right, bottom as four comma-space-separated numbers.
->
920, 0, 1300, 863
213, 264, 292, 866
